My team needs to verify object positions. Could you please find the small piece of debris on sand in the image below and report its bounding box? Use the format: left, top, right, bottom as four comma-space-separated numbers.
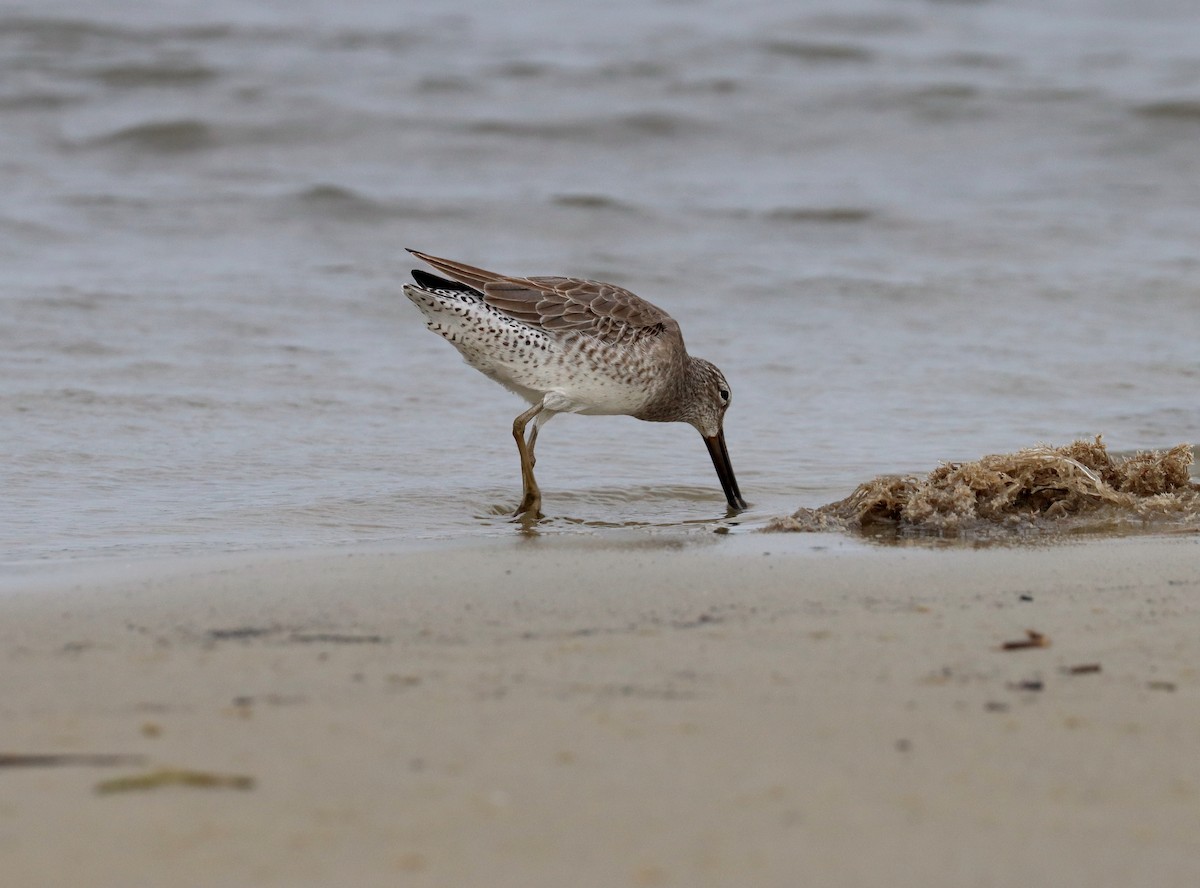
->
1062, 663, 1102, 675
1001, 630, 1050, 651
0, 753, 145, 769
95, 768, 255, 794
1007, 679, 1045, 692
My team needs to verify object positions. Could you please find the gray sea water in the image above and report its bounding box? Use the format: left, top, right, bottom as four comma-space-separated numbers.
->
3, 0, 1200, 565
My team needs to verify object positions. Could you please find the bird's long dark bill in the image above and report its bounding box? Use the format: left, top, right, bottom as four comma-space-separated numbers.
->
704, 430, 747, 511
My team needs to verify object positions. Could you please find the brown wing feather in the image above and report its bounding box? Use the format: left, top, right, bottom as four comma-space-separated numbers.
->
407, 249, 680, 345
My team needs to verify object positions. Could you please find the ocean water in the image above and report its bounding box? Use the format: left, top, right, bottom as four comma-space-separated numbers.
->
3, 0, 1199, 564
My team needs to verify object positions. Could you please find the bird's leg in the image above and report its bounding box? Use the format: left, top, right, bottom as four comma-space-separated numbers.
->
512, 403, 545, 517
527, 422, 539, 469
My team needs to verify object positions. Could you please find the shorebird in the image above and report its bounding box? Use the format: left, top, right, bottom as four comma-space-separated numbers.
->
402, 249, 746, 518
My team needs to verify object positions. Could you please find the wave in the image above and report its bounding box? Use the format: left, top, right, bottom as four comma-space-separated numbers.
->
667, 77, 741, 95
283, 185, 465, 222
759, 39, 874, 63
292, 184, 390, 219
714, 207, 874, 225
72, 117, 349, 154
0, 216, 66, 241
465, 111, 703, 142
0, 16, 235, 45
1132, 100, 1200, 123
491, 60, 553, 79
0, 16, 142, 45
82, 119, 215, 153
90, 63, 218, 88
415, 75, 475, 94
762, 207, 873, 224
550, 193, 641, 213
314, 29, 418, 52
0, 91, 83, 110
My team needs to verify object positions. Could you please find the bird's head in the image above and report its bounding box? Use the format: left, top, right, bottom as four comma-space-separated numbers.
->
685, 358, 745, 512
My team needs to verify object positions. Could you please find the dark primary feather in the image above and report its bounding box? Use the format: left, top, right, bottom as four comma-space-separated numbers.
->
411, 269, 478, 294
407, 249, 680, 346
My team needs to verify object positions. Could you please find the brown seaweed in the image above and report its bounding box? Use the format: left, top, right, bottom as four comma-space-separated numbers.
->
768, 438, 1199, 538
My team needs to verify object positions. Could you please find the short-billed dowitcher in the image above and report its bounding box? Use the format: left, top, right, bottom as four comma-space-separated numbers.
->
403, 250, 745, 517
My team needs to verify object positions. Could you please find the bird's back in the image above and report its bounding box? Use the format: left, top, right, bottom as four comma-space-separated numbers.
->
403, 252, 686, 416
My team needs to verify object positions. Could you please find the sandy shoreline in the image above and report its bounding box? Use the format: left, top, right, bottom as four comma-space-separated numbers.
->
3, 532, 1199, 886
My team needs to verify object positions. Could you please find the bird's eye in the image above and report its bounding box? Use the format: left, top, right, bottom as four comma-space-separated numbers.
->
718, 388, 730, 403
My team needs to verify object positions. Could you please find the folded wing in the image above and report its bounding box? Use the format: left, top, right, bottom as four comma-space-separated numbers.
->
408, 249, 680, 347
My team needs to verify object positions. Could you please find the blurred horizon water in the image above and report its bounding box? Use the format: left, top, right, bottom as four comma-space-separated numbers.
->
2, 0, 1199, 564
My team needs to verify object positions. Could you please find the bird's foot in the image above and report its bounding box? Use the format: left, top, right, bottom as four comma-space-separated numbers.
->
513, 491, 543, 520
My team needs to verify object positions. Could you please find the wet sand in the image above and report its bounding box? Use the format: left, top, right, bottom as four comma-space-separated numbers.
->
4, 534, 1199, 886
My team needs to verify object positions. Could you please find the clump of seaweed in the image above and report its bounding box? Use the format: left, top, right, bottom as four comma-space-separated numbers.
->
768, 437, 1199, 538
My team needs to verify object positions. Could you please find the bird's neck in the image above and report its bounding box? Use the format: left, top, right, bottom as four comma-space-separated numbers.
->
634, 354, 702, 425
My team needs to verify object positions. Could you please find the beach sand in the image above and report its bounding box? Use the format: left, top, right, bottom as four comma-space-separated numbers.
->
3, 533, 1199, 886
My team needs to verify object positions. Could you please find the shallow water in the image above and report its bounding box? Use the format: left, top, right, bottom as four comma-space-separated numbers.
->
3, 0, 1200, 564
